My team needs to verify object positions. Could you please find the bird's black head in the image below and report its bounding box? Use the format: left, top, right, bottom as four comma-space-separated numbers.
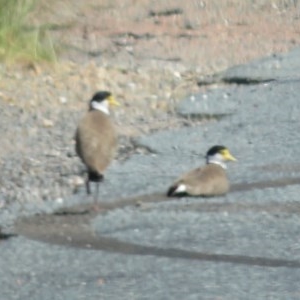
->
91, 91, 112, 103
88, 91, 119, 112
206, 145, 227, 157
206, 145, 236, 164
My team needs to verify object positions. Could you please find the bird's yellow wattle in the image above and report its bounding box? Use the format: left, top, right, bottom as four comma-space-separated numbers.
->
108, 95, 120, 106
222, 149, 237, 161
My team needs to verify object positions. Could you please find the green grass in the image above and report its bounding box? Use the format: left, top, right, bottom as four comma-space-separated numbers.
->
0, 0, 56, 64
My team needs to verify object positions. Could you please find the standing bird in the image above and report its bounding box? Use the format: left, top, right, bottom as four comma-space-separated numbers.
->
75, 91, 119, 201
167, 145, 236, 197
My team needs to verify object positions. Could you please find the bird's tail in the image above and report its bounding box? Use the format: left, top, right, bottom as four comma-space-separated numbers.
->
167, 185, 177, 197
167, 182, 187, 197
88, 171, 104, 182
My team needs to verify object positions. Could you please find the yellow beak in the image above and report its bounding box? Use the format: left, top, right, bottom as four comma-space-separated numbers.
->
223, 149, 237, 161
108, 95, 120, 106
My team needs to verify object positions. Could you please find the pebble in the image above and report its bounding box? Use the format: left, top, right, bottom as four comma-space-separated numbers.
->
70, 176, 85, 188
42, 119, 54, 128
59, 96, 67, 104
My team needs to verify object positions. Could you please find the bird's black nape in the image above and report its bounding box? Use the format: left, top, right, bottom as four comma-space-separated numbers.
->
206, 145, 226, 157
91, 91, 111, 102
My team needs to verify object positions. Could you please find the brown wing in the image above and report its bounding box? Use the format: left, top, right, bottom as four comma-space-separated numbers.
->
169, 164, 229, 196
75, 110, 117, 174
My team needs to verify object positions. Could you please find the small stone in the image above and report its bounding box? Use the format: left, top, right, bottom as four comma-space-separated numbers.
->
42, 119, 54, 128
45, 150, 60, 157
165, 92, 171, 99
70, 176, 85, 187
125, 46, 133, 53
173, 71, 181, 79
127, 82, 136, 90
59, 96, 67, 104
55, 198, 64, 204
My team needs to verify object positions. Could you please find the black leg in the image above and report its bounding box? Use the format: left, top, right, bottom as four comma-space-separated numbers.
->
85, 176, 91, 195
94, 181, 100, 203
87, 171, 103, 202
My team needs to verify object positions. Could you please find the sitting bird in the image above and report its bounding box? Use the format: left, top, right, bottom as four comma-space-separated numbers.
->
167, 145, 236, 197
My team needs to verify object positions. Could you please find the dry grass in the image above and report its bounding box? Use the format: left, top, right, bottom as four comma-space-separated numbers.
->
33, 0, 299, 70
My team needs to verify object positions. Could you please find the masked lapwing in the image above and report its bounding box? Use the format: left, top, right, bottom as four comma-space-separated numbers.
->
167, 145, 236, 197
75, 91, 119, 201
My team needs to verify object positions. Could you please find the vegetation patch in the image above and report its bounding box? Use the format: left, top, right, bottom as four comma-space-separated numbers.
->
0, 0, 56, 64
